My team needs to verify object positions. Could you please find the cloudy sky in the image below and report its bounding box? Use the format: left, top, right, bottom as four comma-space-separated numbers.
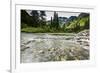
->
26, 10, 80, 20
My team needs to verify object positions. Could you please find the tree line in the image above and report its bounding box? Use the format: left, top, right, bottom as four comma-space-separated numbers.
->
21, 10, 89, 33
21, 10, 60, 30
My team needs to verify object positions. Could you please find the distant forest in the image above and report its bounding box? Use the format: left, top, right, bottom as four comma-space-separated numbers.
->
21, 10, 89, 33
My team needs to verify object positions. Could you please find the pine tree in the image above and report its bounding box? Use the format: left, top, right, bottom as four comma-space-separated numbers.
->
31, 10, 39, 27
40, 11, 46, 27
21, 10, 33, 28
50, 17, 53, 28
56, 13, 59, 29
52, 11, 59, 29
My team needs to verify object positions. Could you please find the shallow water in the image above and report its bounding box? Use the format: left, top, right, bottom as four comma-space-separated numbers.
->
21, 32, 89, 63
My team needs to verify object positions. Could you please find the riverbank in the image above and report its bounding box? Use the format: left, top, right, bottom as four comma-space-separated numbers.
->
21, 27, 88, 33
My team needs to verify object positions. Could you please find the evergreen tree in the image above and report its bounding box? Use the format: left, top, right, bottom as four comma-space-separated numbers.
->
52, 11, 59, 29
31, 10, 39, 27
40, 11, 46, 27
56, 13, 59, 29
50, 17, 53, 28
21, 10, 33, 28
84, 17, 89, 29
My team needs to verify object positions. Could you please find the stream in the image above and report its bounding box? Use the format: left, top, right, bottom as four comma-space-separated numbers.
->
21, 31, 89, 63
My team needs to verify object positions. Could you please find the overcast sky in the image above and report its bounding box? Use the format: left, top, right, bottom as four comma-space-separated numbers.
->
26, 10, 80, 20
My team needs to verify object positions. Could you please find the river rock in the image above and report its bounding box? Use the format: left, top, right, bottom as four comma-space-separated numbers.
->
38, 50, 44, 54
77, 30, 89, 36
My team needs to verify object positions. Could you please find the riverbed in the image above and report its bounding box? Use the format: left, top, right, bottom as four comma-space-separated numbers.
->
21, 30, 89, 63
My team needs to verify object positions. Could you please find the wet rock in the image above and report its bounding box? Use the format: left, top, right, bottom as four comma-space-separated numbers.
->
77, 30, 89, 36
75, 30, 89, 50
38, 50, 45, 54
21, 46, 30, 51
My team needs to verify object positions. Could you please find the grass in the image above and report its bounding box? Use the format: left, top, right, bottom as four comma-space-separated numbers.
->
21, 27, 68, 33
21, 27, 46, 33
21, 27, 88, 33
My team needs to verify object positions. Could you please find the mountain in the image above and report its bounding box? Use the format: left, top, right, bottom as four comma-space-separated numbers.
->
65, 13, 89, 32
58, 17, 68, 27
59, 17, 68, 22
78, 13, 89, 18
68, 16, 77, 21
65, 16, 77, 26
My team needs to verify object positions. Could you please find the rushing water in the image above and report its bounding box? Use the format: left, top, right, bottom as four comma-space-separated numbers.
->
21, 32, 89, 63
